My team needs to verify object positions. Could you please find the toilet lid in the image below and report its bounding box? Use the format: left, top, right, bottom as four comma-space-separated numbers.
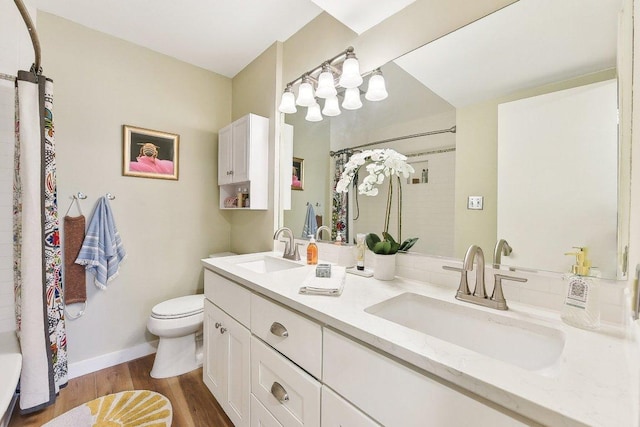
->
151, 294, 205, 319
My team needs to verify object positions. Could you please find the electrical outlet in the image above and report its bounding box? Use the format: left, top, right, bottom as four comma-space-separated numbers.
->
467, 196, 484, 210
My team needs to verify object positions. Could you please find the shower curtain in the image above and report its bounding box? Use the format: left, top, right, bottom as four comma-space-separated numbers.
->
331, 152, 351, 243
14, 70, 67, 413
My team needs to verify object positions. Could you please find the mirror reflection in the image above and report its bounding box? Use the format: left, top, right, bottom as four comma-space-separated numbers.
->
282, 0, 629, 280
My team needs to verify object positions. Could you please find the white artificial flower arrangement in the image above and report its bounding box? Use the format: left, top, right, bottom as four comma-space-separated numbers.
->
336, 149, 415, 196
335, 149, 418, 254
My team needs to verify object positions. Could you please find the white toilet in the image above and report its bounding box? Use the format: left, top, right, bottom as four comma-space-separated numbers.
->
147, 294, 206, 379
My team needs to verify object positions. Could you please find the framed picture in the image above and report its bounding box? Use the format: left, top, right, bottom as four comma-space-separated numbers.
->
292, 157, 304, 191
123, 125, 179, 180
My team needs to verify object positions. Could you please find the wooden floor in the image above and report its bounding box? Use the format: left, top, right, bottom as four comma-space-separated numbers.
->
8, 354, 234, 427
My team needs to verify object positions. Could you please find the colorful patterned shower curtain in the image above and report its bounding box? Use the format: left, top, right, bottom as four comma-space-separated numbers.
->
331, 151, 351, 243
14, 70, 67, 413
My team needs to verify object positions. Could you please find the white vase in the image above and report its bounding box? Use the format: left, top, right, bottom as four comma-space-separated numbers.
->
373, 253, 396, 280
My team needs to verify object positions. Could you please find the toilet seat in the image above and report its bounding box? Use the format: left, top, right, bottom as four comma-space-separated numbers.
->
151, 294, 205, 320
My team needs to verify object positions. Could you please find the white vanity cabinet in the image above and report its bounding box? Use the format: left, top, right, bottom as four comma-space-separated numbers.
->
323, 328, 530, 427
203, 272, 252, 427
218, 113, 269, 210
321, 386, 380, 427
204, 266, 530, 427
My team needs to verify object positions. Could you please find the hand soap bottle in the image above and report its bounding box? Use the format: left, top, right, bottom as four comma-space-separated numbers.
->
307, 235, 318, 265
561, 247, 600, 330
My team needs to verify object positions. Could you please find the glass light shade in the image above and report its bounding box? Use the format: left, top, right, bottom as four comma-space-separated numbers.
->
305, 102, 323, 122
316, 70, 337, 98
338, 57, 363, 89
365, 73, 388, 101
322, 96, 341, 116
278, 90, 297, 113
342, 87, 362, 110
296, 79, 316, 107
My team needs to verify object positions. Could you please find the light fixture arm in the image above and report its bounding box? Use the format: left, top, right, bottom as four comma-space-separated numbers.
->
284, 46, 355, 88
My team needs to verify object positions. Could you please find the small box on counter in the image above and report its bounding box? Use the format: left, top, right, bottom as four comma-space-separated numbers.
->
315, 263, 332, 278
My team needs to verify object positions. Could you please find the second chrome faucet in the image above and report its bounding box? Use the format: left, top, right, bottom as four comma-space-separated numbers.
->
443, 245, 526, 310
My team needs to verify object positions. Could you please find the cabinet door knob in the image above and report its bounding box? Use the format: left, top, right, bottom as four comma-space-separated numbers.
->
219, 327, 227, 334
269, 322, 289, 338
214, 322, 222, 329
270, 381, 289, 403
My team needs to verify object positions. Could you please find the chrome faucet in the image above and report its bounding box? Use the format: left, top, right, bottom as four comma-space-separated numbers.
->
315, 225, 331, 241
493, 239, 512, 269
273, 227, 301, 261
443, 244, 527, 310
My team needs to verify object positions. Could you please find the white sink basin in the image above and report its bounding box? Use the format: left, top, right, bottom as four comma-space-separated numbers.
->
233, 255, 304, 274
365, 292, 565, 371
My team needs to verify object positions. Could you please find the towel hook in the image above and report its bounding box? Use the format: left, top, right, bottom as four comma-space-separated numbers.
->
65, 193, 85, 216
106, 193, 115, 200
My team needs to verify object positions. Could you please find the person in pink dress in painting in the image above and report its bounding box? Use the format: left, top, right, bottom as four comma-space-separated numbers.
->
292, 166, 302, 189
129, 142, 174, 174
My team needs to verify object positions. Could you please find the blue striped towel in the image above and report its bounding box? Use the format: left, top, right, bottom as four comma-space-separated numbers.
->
75, 196, 126, 289
302, 204, 318, 238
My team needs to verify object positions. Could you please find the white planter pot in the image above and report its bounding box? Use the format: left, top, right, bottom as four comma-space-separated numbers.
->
373, 253, 396, 280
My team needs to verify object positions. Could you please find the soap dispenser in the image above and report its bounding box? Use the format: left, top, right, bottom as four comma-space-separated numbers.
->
307, 235, 318, 265
561, 247, 600, 330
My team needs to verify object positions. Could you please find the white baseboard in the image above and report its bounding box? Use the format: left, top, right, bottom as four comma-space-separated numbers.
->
68, 340, 158, 380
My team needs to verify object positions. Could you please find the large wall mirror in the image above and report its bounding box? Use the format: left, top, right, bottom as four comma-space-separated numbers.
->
281, 0, 632, 280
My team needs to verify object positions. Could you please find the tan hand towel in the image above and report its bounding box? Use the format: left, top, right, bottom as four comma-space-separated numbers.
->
64, 215, 86, 304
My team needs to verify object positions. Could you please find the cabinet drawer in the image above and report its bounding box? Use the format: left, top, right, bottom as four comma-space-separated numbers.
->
251, 294, 322, 379
251, 337, 321, 427
321, 386, 380, 427
205, 269, 251, 327
251, 394, 283, 427
323, 328, 528, 427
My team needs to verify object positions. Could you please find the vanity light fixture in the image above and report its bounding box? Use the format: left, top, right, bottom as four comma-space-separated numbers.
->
338, 50, 363, 89
306, 102, 323, 122
342, 87, 363, 110
296, 75, 316, 107
278, 84, 297, 114
278, 46, 387, 122
365, 68, 388, 101
316, 63, 337, 98
322, 95, 341, 116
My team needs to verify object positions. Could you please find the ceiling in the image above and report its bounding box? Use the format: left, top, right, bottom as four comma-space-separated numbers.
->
394, 0, 620, 107
28, 0, 414, 78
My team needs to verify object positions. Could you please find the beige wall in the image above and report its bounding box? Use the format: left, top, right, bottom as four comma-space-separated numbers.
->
230, 42, 283, 254
455, 69, 616, 258
38, 13, 232, 365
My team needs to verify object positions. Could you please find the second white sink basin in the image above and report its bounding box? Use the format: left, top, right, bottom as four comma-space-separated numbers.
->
365, 292, 565, 372
233, 254, 304, 274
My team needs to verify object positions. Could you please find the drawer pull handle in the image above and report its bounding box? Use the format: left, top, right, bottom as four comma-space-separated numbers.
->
270, 322, 289, 338
270, 381, 289, 403
220, 327, 227, 334
214, 322, 222, 329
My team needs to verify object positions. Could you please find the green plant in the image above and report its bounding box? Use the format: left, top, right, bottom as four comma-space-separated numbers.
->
366, 232, 418, 255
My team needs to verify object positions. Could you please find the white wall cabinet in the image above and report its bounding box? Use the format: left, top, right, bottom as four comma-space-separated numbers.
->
218, 113, 269, 210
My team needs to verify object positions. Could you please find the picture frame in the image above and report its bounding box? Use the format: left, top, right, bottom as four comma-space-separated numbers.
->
122, 125, 179, 180
292, 157, 304, 191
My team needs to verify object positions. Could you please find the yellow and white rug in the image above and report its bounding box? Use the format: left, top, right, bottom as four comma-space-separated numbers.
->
43, 390, 172, 427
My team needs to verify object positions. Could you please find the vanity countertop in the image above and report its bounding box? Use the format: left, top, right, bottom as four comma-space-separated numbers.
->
202, 252, 639, 427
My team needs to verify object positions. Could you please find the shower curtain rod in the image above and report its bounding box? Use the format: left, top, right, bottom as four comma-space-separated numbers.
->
329, 125, 456, 157
14, 0, 41, 74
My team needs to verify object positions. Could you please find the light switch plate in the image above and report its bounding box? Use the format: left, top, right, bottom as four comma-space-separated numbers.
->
467, 196, 483, 210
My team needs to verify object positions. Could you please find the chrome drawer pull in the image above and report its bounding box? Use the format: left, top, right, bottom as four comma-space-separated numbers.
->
214, 322, 222, 329
219, 327, 227, 334
270, 381, 289, 403
269, 322, 289, 338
